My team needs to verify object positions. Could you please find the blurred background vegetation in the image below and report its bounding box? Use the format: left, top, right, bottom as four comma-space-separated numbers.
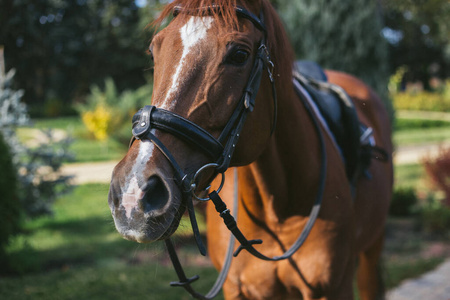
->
0, 0, 448, 116
1, 0, 450, 299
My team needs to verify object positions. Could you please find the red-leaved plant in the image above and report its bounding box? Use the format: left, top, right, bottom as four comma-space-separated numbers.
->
422, 146, 450, 207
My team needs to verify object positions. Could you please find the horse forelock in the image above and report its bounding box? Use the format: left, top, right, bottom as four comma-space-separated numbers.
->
152, 0, 294, 88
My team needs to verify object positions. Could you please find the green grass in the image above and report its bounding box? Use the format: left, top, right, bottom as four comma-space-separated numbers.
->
394, 163, 425, 189
0, 263, 223, 300
394, 118, 450, 131
1, 184, 445, 299
70, 138, 127, 162
393, 126, 450, 146
393, 116, 450, 146
33, 117, 85, 131
2, 184, 223, 300
18, 117, 128, 163
384, 257, 444, 289
3, 113, 448, 298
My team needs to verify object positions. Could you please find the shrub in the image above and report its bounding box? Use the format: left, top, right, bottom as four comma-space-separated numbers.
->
419, 195, 450, 235
390, 187, 418, 216
0, 133, 20, 267
422, 146, 450, 207
76, 78, 152, 142
1, 63, 73, 219
17, 130, 74, 217
81, 102, 116, 141
394, 118, 450, 131
392, 79, 450, 112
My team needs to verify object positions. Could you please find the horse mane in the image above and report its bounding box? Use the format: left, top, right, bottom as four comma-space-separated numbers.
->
153, 0, 294, 86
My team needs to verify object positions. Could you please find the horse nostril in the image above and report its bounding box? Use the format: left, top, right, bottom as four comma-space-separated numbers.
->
140, 176, 169, 213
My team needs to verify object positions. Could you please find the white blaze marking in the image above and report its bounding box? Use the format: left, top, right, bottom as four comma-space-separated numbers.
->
122, 139, 155, 218
162, 16, 214, 109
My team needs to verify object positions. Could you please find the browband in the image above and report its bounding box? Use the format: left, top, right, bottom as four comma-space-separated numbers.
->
173, 5, 267, 33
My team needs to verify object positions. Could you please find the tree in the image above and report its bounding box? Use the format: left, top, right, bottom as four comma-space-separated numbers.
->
381, 0, 450, 88
275, 0, 390, 108
0, 0, 155, 113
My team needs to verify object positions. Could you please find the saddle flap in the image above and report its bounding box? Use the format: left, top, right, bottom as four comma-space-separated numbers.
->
294, 61, 363, 181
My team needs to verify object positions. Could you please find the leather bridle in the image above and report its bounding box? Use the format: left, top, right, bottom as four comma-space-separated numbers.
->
129, 5, 327, 299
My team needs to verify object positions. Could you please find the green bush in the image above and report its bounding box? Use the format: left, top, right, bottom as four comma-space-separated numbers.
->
1, 65, 74, 219
392, 79, 450, 112
419, 196, 450, 235
394, 118, 450, 131
76, 78, 152, 142
390, 187, 418, 216
0, 133, 21, 267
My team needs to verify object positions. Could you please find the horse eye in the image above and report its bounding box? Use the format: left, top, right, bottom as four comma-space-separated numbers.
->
227, 49, 250, 65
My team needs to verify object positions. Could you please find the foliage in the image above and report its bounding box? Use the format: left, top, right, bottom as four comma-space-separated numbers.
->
422, 146, 450, 206
76, 78, 152, 142
0, 132, 20, 269
390, 187, 418, 216
381, 0, 450, 86
388, 65, 408, 94
0, 0, 158, 111
418, 195, 450, 235
391, 81, 450, 112
394, 118, 450, 131
276, 0, 390, 111
81, 103, 116, 141
0, 61, 73, 218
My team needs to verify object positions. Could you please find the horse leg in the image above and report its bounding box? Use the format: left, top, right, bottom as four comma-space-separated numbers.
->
356, 233, 385, 300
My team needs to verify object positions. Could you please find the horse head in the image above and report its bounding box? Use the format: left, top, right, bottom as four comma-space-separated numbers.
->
108, 0, 289, 243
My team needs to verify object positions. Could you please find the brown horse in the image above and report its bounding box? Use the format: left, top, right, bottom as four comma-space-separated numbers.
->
108, 0, 393, 299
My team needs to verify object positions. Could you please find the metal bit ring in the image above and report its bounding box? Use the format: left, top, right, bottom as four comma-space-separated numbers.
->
190, 163, 225, 201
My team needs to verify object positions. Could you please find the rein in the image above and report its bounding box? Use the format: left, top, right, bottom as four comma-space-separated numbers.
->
129, 6, 327, 299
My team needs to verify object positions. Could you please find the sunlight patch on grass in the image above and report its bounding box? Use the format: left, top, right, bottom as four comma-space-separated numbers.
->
393, 126, 450, 146
394, 163, 425, 189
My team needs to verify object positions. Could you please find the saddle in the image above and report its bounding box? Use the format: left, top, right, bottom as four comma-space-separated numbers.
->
293, 61, 375, 183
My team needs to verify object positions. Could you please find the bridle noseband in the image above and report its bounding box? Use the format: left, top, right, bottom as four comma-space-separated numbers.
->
128, 5, 326, 300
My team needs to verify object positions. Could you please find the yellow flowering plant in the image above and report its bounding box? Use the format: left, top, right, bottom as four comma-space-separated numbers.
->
76, 78, 152, 141
390, 66, 450, 112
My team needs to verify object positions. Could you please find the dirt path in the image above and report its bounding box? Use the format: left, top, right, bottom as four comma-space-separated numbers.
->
61, 142, 443, 184
386, 259, 450, 300
61, 160, 117, 185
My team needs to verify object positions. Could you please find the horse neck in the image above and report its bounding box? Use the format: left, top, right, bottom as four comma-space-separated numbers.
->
240, 81, 324, 222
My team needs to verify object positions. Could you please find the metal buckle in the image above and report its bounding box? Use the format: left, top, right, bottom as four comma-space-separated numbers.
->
259, 44, 274, 83
190, 163, 225, 201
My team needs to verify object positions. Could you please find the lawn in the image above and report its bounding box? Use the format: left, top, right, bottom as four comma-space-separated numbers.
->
2, 183, 447, 299
18, 117, 128, 163
394, 163, 425, 189
3, 113, 449, 299
393, 116, 450, 146
2, 184, 223, 300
